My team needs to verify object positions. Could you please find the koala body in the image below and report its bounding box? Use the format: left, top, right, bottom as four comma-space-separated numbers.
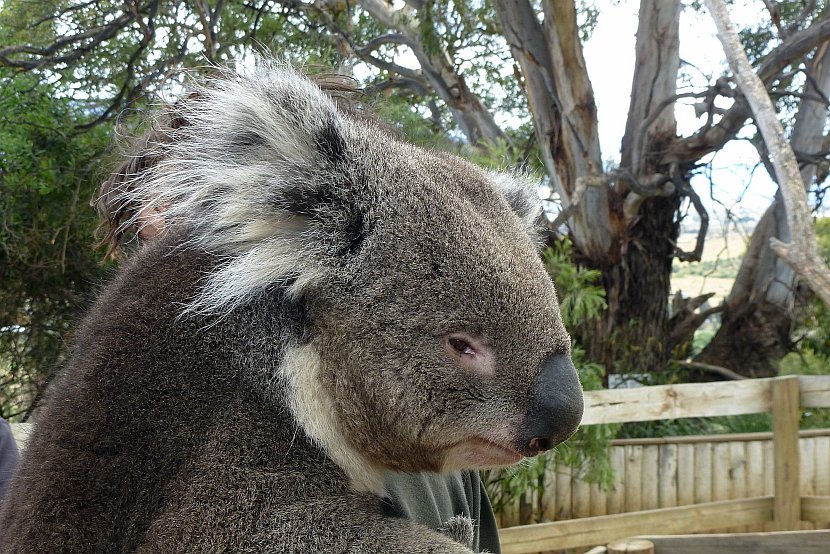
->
0, 62, 583, 552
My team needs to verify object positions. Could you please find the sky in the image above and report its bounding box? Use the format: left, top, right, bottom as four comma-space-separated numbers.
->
582, 0, 783, 231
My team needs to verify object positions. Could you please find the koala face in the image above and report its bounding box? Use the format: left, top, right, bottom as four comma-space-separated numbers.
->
113, 61, 583, 491
311, 143, 583, 474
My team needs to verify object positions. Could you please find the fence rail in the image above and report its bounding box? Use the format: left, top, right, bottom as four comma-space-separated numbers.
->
499, 375, 830, 553
493, 428, 830, 528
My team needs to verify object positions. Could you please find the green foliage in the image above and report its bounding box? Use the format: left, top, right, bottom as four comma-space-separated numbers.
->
0, 70, 111, 420
576, 0, 601, 42
775, 218, 830, 428
780, 218, 830, 372
617, 413, 772, 439
542, 240, 607, 328
372, 90, 454, 150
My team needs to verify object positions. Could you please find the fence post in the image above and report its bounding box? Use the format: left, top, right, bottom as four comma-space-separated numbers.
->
772, 375, 801, 530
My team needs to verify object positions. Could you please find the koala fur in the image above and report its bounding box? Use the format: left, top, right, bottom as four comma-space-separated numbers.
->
0, 61, 583, 553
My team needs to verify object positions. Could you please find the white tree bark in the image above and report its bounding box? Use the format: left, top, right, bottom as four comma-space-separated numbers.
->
706, 0, 830, 308
619, 0, 681, 220
494, 0, 611, 259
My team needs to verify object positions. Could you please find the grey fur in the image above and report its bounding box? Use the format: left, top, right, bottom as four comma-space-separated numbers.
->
439, 515, 476, 550
0, 61, 583, 553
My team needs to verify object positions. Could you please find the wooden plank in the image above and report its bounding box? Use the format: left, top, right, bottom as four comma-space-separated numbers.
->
554, 463, 572, 521
581, 379, 773, 425
801, 438, 817, 496
693, 442, 712, 504
731, 441, 749, 532
815, 437, 830, 496
801, 495, 830, 522
573, 469, 591, 518
746, 441, 765, 498
799, 375, 830, 408
610, 428, 830, 447
744, 440, 766, 532
624, 445, 643, 513
589, 481, 607, 518
540, 458, 557, 523
676, 444, 694, 507
711, 441, 730, 532
772, 376, 801, 531
498, 497, 774, 554
763, 440, 775, 497
641, 446, 659, 510
606, 447, 625, 515
639, 529, 830, 554
657, 444, 677, 508
607, 538, 654, 554
814, 438, 830, 529
712, 442, 730, 502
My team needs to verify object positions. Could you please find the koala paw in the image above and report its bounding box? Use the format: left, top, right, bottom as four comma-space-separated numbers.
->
439, 515, 475, 550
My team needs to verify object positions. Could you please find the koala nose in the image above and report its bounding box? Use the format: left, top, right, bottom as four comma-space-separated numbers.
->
518, 353, 584, 456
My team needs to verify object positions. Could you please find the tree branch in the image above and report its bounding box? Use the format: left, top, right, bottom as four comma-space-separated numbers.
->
706, 0, 830, 308
676, 361, 747, 381
671, 163, 709, 263
0, 7, 138, 69
667, 12, 830, 163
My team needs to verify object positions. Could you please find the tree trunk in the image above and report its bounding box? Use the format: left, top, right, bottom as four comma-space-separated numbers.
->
589, 0, 682, 373
699, 38, 830, 375
698, 197, 795, 376
494, 0, 612, 260
495, 0, 683, 374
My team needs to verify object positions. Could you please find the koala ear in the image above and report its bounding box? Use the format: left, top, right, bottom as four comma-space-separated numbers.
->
488, 170, 544, 244
111, 61, 362, 315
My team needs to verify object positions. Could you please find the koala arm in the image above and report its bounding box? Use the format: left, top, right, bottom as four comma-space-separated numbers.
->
239, 499, 478, 554
138, 487, 476, 554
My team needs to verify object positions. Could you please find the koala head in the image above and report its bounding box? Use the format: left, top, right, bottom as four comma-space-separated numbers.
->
105, 61, 583, 492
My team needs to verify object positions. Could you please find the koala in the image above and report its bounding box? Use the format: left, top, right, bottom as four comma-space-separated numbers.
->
0, 61, 583, 553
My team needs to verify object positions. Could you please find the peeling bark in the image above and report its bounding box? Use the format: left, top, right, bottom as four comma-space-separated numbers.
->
495, 0, 683, 374
591, 0, 682, 371
494, 0, 611, 260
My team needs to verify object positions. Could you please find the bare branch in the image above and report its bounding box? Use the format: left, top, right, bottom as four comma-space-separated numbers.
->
548, 173, 607, 229
194, 0, 216, 62
668, 12, 830, 163
789, 0, 818, 35
0, 7, 137, 69
355, 33, 415, 54
671, 163, 709, 263
706, 0, 830, 308
676, 361, 747, 381
28, 0, 99, 30
761, 0, 786, 38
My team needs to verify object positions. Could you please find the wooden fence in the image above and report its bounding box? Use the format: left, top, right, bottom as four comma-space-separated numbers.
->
498, 429, 830, 528
498, 375, 830, 553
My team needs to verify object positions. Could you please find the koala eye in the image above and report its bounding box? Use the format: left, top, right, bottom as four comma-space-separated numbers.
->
442, 333, 495, 375
449, 337, 475, 356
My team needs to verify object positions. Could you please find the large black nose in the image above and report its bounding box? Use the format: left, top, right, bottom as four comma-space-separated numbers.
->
518, 353, 584, 456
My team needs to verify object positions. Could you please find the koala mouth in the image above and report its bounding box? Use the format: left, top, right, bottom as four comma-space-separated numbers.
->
443, 436, 524, 470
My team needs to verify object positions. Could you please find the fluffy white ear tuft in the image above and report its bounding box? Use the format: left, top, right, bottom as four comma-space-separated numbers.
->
488, 170, 544, 245
109, 60, 361, 315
